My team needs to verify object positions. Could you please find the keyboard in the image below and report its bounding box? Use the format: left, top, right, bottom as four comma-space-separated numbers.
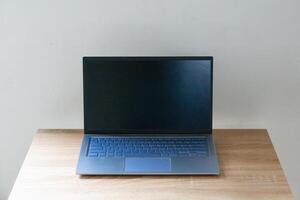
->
87, 137, 208, 158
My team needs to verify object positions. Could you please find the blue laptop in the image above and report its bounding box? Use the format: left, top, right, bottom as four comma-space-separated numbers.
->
76, 57, 219, 175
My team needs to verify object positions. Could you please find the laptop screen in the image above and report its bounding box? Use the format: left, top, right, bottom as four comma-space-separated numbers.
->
83, 57, 212, 133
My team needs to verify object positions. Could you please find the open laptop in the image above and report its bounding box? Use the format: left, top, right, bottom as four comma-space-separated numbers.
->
76, 57, 219, 175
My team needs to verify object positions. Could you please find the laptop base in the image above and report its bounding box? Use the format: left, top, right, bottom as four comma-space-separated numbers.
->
76, 134, 219, 175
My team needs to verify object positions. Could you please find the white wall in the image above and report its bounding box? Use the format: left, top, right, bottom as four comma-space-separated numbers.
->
1, 0, 300, 199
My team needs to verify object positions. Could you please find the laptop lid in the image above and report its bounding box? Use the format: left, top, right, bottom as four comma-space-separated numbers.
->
83, 57, 213, 134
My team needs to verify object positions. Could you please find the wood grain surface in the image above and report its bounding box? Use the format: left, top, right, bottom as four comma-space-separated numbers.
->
8, 129, 294, 200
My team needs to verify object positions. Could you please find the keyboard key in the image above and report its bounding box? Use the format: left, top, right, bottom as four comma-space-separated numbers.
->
90, 138, 98, 144
99, 152, 106, 157
88, 152, 98, 157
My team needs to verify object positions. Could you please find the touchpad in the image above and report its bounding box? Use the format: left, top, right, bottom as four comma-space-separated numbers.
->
125, 158, 171, 172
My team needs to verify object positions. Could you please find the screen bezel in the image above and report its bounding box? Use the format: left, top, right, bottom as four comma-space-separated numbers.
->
83, 56, 213, 134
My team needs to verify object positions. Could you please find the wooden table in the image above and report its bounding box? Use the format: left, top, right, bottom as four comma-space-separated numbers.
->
9, 129, 293, 200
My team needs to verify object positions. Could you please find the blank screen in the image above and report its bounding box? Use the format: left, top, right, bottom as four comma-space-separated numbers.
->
83, 57, 212, 133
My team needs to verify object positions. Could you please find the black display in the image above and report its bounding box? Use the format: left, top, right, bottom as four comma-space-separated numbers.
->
83, 57, 212, 133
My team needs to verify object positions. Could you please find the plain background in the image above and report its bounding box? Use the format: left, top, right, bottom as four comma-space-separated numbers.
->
0, 0, 299, 199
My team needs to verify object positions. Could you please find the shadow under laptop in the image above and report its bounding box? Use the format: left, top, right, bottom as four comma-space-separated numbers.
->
79, 174, 218, 180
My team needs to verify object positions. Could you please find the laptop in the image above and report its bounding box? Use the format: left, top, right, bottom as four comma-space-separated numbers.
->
76, 56, 219, 175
